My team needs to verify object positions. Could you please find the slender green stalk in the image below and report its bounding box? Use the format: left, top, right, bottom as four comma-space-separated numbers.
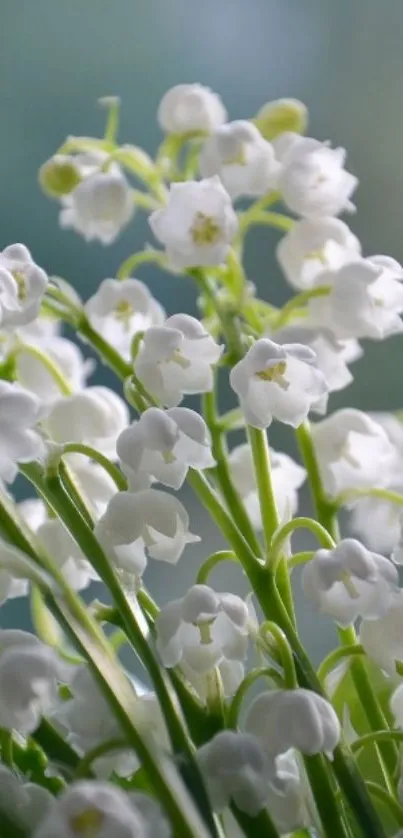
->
239, 209, 293, 234
0, 730, 13, 767
74, 738, 127, 778
62, 442, 128, 491
259, 620, 297, 687
59, 460, 94, 528
288, 550, 315, 570
304, 753, 350, 838
196, 551, 238, 585
231, 803, 280, 838
352, 730, 403, 755
366, 782, 403, 828
227, 667, 284, 729
270, 515, 335, 561
76, 315, 132, 379
203, 391, 261, 556
272, 286, 331, 331
13, 344, 73, 395
117, 248, 166, 279
337, 487, 403, 508
295, 422, 339, 540
317, 644, 366, 684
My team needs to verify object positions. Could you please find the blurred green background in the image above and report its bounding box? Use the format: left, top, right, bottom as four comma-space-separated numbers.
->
1, 0, 402, 661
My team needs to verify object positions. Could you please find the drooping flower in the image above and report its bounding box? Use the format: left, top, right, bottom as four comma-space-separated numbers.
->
0, 381, 44, 482
0, 244, 48, 328
276, 133, 358, 218
360, 591, 403, 675
197, 731, 275, 815
33, 782, 170, 838
302, 539, 399, 626
0, 766, 54, 834
276, 217, 361, 290
155, 584, 249, 674
157, 84, 227, 134
272, 324, 362, 395
60, 167, 134, 245
44, 386, 129, 459
94, 489, 199, 573
229, 338, 328, 429
149, 177, 238, 270
135, 314, 223, 407
245, 688, 340, 757
117, 406, 215, 490
84, 278, 165, 361
228, 442, 305, 528
311, 408, 396, 497
307, 255, 403, 340
0, 630, 64, 734
199, 121, 279, 200
15, 335, 93, 404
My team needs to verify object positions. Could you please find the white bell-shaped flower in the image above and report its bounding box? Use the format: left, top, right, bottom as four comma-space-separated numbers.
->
266, 750, 310, 835
63, 453, 117, 518
135, 314, 223, 407
0, 380, 44, 483
85, 278, 165, 361
0, 766, 54, 833
276, 133, 357, 218
156, 584, 249, 673
228, 442, 305, 529
272, 324, 362, 395
94, 489, 199, 572
0, 539, 52, 605
16, 335, 93, 404
182, 658, 245, 703
117, 406, 215, 490
308, 256, 403, 340
36, 518, 99, 591
391, 685, 403, 731
60, 166, 134, 245
276, 217, 361, 290
0, 630, 63, 734
44, 386, 129, 459
158, 83, 227, 134
149, 177, 238, 271
245, 688, 340, 757
33, 782, 170, 838
311, 408, 396, 497
230, 338, 328, 429
197, 731, 275, 815
0, 244, 48, 328
302, 538, 399, 626
360, 591, 403, 675
199, 121, 279, 200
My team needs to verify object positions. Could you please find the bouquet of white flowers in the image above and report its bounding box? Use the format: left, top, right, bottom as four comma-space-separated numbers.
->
0, 86, 402, 837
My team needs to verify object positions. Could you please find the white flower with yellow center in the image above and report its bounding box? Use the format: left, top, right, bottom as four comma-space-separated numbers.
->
199, 120, 279, 200
135, 314, 223, 407
0, 244, 48, 328
229, 338, 328, 429
302, 539, 398, 626
85, 278, 165, 360
149, 177, 238, 271
276, 217, 361, 290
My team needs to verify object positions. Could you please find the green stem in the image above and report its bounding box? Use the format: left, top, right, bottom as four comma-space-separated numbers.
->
76, 315, 132, 379
365, 782, 403, 828
317, 644, 366, 684
288, 550, 315, 570
13, 344, 73, 395
271, 516, 335, 562
203, 391, 261, 556
304, 753, 350, 838
337, 488, 403, 508
352, 730, 403, 755
62, 442, 128, 491
0, 729, 13, 767
102, 96, 120, 144
59, 460, 94, 528
231, 803, 280, 838
247, 426, 295, 623
259, 621, 297, 688
117, 249, 166, 280
295, 422, 340, 541
272, 286, 331, 331
196, 551, 238, 585
239, 209, 293, 235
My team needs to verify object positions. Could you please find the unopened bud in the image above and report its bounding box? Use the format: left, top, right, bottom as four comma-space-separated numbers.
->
254, 98, 308, 141
39, 155, 81, 198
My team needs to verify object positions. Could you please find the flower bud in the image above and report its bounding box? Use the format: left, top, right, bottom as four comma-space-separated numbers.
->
254, 98, 308, 141
39, 154, 82, 197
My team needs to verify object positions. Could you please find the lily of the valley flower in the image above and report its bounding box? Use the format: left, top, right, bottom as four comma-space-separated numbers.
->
0, 630, 64, 734
197, 731, 275, 815
94, 489, 199, 572
360, 591, 403, 675
302, 539, 399, 626
149, 177, 238, 270
155, 584, 249, 673
276, 217, 361, 290
16, 334, 94, 403
85, 278, 165, 361
228, 442, 306, 528
135, 314, 223, 407
0, 380, 44, 483
60, 166, 134, 245
308, 256, 403, 340
272, 324, 362, 395
117, 406, 215, 490
312, 408, 396, 497
245, 688, 341, 757
0, 766, 54, 833
229, 338, 328, 429
44, 386, 129, 459
199, 121, 279, 200
157, 83, 227, 134
276, 133, 358, 218
33, 782, 170, 838
0, 244, 48, 329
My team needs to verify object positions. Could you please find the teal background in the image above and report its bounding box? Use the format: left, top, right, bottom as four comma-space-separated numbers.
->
1, 0, 403, 661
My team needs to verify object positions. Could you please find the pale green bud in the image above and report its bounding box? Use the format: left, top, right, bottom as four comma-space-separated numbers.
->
39, 154, 81, 198
254, 98, 308, 141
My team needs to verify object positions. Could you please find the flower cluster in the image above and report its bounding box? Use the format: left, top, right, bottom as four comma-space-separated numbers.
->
0, 84, 403, 838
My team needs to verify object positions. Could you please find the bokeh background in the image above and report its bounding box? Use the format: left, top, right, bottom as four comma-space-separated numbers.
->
1, 0, 402, 664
